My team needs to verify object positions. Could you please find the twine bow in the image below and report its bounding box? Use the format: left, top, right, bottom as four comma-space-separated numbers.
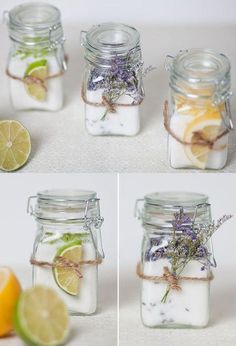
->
30, 255, 102, 279
81, 88, 143, 115
101, 96, 116, 113
136, 262, 213, 292
23, 75, 47, 91
162, 266, 181, 291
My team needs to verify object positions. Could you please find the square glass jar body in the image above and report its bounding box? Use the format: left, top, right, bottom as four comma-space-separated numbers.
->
32, 222, 98, 316
166, 49, 232, 170
141, 233, 211, 328
83, 65, 142, 136
7, 44, 64, 111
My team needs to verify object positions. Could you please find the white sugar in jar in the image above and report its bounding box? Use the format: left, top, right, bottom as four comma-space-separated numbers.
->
28, 189, 104, 315
4, 2, 67, 111
165, 49, 233, 170
136, 191, 212, 328
81, 23, 144, 136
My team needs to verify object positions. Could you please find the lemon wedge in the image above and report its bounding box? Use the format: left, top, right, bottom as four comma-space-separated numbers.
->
183, 112, 222, 169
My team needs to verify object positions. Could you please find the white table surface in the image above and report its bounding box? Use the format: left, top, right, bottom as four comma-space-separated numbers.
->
119, 267, 236, 346
0, 266, 117, 346
0, 24, 235, 173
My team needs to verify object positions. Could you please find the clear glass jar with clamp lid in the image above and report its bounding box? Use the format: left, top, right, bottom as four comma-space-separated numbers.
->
164, 49, 233, 170
28, 189, 104, 315
135, 191, 214, 328
4, 2, 67, 111
81, 22, 144, 136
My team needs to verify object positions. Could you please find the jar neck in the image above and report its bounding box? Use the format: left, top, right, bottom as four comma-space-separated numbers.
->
137, 202, 211, 233
84, 45, 142, 70
169, 72, 231, 106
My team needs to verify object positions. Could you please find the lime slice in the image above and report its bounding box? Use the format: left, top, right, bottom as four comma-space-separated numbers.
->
24, 59, 48, 101
53, 241, 82, 296
0, 120, 31, 171
14, 285, 69, 346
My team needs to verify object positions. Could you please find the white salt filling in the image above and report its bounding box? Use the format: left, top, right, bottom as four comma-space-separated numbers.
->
141, 259, 210, 327
34, 241, 97, 314
8, 55, 63, 111
85, 89, 140, 136
168, 112, 228, 169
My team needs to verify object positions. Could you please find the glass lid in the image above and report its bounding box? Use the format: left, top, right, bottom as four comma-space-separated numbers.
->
9, 2, 60, 28
139, 191, 211, 231
84, 22, 140, 54
172, 49, 230, 84
144, 191, 208, 208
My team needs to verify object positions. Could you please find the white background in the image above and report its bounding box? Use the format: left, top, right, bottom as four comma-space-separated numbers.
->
0, 0, 236, 172
119, 174, 236, 346
1, 0, 236, 24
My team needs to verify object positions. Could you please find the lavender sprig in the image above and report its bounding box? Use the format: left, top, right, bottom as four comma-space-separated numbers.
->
87, 56, 155, 120
144, 209, 233, 303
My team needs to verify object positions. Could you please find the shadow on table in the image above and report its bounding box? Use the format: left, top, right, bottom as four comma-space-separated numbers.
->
209, 270, 236, 326
97, 273, 117, 313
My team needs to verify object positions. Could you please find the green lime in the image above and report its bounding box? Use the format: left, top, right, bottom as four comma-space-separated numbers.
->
53, 241, 83, 296
0, 120, 31, 171
14, 285, 69, 346
24, 59, 48, 101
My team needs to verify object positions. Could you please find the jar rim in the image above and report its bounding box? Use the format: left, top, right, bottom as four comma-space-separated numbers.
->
171, 49, 230, 85
37, 189, 97, 203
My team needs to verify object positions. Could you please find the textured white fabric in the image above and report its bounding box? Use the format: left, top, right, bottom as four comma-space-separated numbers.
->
120, 268, 236, 346
0, 25, 235, 173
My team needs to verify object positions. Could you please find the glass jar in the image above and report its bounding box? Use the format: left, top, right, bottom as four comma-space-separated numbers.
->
135, 191, 213, 328
81, 22, 144, 136
28, 189, 104, 315
165, 49, 233, 170
4, 2, 67, 111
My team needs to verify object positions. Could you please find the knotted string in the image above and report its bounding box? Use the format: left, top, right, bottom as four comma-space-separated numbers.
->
136, 262, 214, 292
5, 54, 68, 88
163, 100, 229, 150
81, 87, 143, 114
30, 256, 102, 279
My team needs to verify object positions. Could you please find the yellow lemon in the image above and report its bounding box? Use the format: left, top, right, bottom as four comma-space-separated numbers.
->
0, 267, 21, 337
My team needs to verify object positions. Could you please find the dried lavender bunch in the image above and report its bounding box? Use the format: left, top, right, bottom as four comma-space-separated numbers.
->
87, 55, 145, 120
145, 209, 233, 303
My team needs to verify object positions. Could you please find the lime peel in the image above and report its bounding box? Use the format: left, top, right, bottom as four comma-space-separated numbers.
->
14, 285, 69, 346
53, 241, 83, 296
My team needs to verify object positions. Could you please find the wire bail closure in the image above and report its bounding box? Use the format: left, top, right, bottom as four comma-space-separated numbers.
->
27, 195, 105, 260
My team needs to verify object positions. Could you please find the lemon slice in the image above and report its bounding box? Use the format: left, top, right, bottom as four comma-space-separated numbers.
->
24, 59, 48, 101
14, 285, 69, 346
53, 241, 82, 296
184, 112, 222, 169
0, 120, 31, 171
0, 267, 21, 337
